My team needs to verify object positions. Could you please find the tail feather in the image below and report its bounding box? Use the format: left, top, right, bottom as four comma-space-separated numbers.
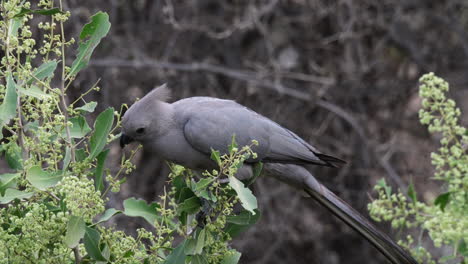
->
315, 153, 347, 167
263, 163, 419, 264
304, 185, 419, 264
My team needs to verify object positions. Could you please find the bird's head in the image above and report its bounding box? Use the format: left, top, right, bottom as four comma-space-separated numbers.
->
120, 84, 172, 148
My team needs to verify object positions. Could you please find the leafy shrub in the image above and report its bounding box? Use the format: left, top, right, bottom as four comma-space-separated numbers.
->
368, 73, 468, 264
0, 1, 260, 263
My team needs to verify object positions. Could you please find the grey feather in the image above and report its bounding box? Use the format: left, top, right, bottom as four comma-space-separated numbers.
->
120, 86, 418, 264
178, 97, 341, 166
265, 163, 419, 264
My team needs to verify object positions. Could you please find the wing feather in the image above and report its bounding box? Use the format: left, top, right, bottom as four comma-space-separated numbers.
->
180, 98, 344, 166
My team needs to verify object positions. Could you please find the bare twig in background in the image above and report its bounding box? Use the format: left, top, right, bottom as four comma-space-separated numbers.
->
163, 0, 279, 39
91, 58, 333, 88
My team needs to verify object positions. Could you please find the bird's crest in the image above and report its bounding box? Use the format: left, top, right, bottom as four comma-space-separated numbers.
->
147, 83, 171, 102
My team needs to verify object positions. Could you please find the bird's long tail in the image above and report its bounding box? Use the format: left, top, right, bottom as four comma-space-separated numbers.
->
263, 163, 419, 264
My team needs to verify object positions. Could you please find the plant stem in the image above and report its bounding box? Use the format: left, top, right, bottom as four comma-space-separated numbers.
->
58, 0, 75, 163
73, 247, 81, 264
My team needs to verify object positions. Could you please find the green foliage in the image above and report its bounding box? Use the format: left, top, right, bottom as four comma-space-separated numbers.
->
26, 165, 63, 190
0, 1, 261, 263
368, 73, 468, 264
152, 139, 261, 263
228, 174, 257, 214
89, 107, 114, 159
69, 12, 110, 77
122, 197, 160, 226
65, 215, 86, 248
26, 60, 57, 84
0, 73, 18, 133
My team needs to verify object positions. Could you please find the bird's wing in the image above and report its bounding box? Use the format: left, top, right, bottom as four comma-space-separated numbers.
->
181, 99, 343, 166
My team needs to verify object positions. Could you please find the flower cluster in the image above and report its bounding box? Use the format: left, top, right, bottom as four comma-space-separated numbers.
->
57, 176, 105, 222
368, 73, 467, 263
0, 202, 71, 263
0, 1, 259, 263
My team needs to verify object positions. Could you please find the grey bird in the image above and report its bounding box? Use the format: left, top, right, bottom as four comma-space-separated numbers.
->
120, 85, 418, 264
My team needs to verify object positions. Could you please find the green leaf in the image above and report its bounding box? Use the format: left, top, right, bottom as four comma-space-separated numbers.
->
14, 8, 62, 18
24, 120, 39, 132
44, 201, 61, 213
69, 12, 111, 76
75, 148, 87, 162
221, 250, 241, 264
184, 238, 197, 255
177, 187, 196, 204
459, 239, 468, 257
194, 178, 214, 193
0, 173, 19, 196
26, 165, 63, 190
179, 211, 188, 226
118, 177, 127, 185
76, 101, 97, 113
63, 147, 71, 171
194, 228, 206, 255
5, 142, 22, 170
123, 250, 135, 258
89, 107, 114, 159
173, 174, 186, 189
64, 216, 86, 248
434, 192, 451, 211
439, 254, 457, 262
94, 149, 109, 192
407, 182, 417, 202
95, 208, 122, 224
0, 188, 33, 204
26, 60, 58, 84
18, 85, 51, 99
0, 73, 18, 132
210, 149, 221, 166
225, 210, 261, 238
173, 174, 187, 199
178, 196, 201, 215
165, 240, 187, 264
245, 162, 262, 186
101, 243, 111, 261
226, 210, 260, 225
123, 198, 159, 226
183, 229, 207, 256
234, 158, 245, 169
228, 134, 238, 154
60, 197, 67, 212
228, 175, 257, 214
67, 116, 91, 138
191, 254, 209, 264
198, 190, 217, 203
7, 18, 22, 37
84, 226, 107, 261
376, 178, 392, 198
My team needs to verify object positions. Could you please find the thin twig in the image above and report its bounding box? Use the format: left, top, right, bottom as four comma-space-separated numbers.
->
91, 58, 333, 86
72, 247, 81, 264
163, 0, 279, 39
58, 0, 75, 163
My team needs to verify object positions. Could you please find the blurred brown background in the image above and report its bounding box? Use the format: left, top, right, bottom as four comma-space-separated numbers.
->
62, 1, 467, 263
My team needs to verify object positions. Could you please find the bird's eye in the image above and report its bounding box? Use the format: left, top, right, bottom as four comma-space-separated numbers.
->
136, 127, 145, 135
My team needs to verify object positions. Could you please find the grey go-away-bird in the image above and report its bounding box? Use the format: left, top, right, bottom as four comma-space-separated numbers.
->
120, 85, 418, 264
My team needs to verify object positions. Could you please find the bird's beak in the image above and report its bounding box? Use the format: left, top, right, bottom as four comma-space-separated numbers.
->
120, 133, 134, 148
